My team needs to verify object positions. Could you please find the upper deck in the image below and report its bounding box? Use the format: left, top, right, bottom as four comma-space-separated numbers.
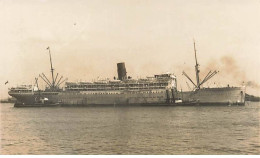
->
65, 73, 177, 91
8, 85, 33, 93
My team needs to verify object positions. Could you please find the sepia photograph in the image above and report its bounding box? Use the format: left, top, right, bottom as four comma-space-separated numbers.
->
0, 0, 259, 155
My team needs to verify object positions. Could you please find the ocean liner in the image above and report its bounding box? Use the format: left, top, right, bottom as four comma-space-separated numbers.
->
8, 43, 246, 107
178, 42, 246, 105
8, 48, 178, 107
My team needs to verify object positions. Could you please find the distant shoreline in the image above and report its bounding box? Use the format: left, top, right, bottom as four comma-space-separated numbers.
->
245, 93, 260, 102
0, 97, 16, 103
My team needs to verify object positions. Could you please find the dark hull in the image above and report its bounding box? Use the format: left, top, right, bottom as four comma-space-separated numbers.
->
14, 103, 61, 107
13, 101, 244, 107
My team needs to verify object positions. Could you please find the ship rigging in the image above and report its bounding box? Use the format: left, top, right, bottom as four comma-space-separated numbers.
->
37, 47, 67, 91
182, 41, 218, 90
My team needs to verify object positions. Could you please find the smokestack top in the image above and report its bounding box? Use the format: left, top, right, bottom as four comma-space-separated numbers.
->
117, 62, 125, 65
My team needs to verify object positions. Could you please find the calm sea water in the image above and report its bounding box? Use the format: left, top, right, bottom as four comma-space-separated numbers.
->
0, 102, 259, 155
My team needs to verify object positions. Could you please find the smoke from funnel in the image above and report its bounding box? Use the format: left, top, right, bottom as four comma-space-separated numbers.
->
220, 56, 246, 81
200, 55, 259, 89
245, 81, 260, 89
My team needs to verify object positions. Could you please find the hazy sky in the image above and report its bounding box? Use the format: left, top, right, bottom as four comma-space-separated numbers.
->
1, 0, 260, 98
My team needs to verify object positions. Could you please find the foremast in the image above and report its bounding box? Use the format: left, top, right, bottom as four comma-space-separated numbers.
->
47, 47, 55, 89
38, 47, 67, 91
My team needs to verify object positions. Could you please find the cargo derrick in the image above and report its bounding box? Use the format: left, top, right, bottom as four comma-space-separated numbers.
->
39, 47, 67, 91
182, 41, 218, 90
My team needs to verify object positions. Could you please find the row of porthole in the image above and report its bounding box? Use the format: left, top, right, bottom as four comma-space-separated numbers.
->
67, 85, 168, 88
67, 84, 169, 88
66, 88, 166, 91
62, 93, 165, 97
71, 92, 164, 95
62, 96, 164, 100
11, 90, 31, 93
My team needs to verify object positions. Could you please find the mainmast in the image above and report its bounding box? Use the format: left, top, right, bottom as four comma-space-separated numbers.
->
47, 47, 55, 89
193, 41, 200, 89
182, 41, 218, 90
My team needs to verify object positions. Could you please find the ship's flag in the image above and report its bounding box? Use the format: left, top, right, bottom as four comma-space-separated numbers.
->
5, 81, 8, 85
46, 46, 50, 50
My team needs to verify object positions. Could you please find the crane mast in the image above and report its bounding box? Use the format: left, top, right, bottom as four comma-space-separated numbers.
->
182, 41, 218, 90
193, 41, 200, 89
47, 47, 55, 89
38, 47, 66, 91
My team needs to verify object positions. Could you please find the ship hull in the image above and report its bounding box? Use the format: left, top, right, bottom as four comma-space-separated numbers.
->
9, 89, 176, 107
178, 87, 246, 105
13, 102, 177, 107
9, 87, 246, 107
